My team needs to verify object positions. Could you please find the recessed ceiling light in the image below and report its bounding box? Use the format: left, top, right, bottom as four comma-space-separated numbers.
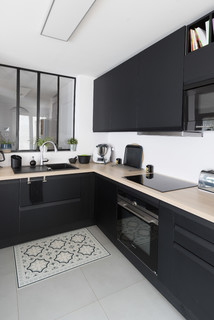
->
41, 0, 96, 41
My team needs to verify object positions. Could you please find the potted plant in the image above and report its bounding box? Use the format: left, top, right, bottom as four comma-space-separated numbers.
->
0, 139, 12, 153
36, 137, 54, 152
67, 138, 78, 151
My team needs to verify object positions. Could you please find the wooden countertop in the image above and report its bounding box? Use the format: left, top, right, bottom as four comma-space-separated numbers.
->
0, 162, 214, 223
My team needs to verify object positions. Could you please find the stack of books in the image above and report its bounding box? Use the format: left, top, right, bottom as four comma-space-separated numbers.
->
189, 20, 210, 52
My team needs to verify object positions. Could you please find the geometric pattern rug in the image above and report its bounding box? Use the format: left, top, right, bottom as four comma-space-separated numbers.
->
14, 228, 110, 288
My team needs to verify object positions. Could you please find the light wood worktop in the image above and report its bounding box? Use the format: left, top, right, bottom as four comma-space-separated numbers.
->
0, 162, 214, 223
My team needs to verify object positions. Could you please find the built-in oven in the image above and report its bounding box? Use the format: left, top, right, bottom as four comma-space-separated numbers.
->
117, 190, 159, 274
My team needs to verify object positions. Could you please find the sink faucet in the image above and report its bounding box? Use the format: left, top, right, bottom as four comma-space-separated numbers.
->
40, 141, 57, 165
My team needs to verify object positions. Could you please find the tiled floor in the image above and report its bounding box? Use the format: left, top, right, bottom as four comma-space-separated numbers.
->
0, 225, 185, 320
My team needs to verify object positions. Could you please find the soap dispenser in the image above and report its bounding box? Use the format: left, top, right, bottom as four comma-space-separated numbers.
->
30, 156, 36, 167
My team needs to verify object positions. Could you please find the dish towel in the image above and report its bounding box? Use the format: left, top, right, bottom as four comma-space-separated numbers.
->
29, 180, 43, 204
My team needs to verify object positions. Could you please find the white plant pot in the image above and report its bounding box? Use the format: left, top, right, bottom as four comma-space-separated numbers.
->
70, 144, 77, 151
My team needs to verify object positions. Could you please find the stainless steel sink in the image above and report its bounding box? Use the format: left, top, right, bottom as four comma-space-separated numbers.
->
13, 163, 78, 174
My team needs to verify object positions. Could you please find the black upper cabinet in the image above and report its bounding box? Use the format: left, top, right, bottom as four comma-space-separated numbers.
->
184, 43, 214, 86
136, 27, 185, 131
93, 27, 185, 132
93, 54, 139, 132
93, 73, 111, 131
108, 55, 139, 131
184, 11, 214, 86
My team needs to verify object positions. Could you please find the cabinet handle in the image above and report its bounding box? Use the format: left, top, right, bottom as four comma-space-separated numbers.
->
43, 176, 47, 183
27, 177, 31, 184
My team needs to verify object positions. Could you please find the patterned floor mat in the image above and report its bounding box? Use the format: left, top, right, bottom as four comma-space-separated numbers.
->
14, 228, 110, 288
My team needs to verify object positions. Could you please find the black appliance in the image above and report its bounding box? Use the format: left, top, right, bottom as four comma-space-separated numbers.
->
117, 190, 159, 273
184, 83, 214, 131
123, 144, 143, 168
0, 150, 5, 167
124, 173, 197, 192
11, 155, 22, 169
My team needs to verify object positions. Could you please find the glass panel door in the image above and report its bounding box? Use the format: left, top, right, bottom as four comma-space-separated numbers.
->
0, 66, 17, 149
40, 74, 58, 149
19, 70, 37, 150
58, 77, 75, 149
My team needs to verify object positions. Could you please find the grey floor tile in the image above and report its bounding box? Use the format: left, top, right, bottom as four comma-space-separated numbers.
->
0, 246, 16, 275
0, 272, 18, 320
17, 268, 97, 320
58, 301, 108, 320
81, 248, 144, 299
100, 279, 185, 320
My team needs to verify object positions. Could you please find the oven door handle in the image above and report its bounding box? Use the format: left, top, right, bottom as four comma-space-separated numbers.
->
118, 201, 158, 226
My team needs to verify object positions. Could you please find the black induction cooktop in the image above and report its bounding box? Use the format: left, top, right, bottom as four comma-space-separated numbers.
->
124, 173, 197, 192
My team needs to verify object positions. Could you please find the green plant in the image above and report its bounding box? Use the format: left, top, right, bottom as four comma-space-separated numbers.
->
36, 137, 54, 147
67, 138, 78, 145
0, 139, 12, 145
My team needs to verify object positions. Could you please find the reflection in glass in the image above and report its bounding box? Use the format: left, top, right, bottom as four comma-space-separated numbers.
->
19, 70, 37, 150
40, 74, 58, 149
0, 66, 16, 149
58, 77, 75, 149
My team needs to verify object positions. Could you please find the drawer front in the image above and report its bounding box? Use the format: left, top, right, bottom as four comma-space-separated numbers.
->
20, 174, 81, 206
173, 243, 214, 320
174, 225, 214, 266
20, 199, 81, 234
174, 209, 214, 245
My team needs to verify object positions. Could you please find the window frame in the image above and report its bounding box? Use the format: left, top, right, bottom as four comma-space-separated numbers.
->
0, 63, 76, 152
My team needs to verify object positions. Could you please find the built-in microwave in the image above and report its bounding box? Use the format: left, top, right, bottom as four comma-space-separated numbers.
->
184, 83, 214, 132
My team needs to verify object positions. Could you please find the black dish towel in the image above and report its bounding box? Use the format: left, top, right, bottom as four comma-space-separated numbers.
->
29, 180, 43, 204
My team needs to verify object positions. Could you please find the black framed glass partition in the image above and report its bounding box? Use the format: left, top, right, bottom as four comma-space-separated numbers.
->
0, 66, 17, 148
19, 70, 38, 150
0, 64, 76, 152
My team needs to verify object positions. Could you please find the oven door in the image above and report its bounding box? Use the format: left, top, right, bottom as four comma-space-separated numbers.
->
117, 195, 158, 273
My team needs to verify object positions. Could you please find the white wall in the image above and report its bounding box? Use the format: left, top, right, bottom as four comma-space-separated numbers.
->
107, 131, 214, 183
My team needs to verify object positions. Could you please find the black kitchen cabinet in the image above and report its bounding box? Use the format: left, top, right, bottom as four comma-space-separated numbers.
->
158, 202, 214, 320
136, 27, 185, 131
93, 54, 139, 132
19, 173, 94, 240
93, 73, 111, 131
184, 43, 214, 86
184, 10, 214, 86
0, 180, 19, 248
93, 27, 185, 132
94, 174, 117, 240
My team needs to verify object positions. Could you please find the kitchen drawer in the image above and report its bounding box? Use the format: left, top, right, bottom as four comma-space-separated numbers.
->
20, 174, 81, 206
20, 199, 81, 234
172, 242, 214, 320
174, 210, 214, 245
174, 225, 214, 266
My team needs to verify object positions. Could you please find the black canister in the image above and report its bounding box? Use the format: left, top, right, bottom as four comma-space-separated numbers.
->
11, 155, 22, 169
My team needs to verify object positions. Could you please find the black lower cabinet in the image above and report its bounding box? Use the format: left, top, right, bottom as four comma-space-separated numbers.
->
0, 179, 19, 248
19, 173, 94, 242
158, 201, 214, 320
94, 174, 117, 241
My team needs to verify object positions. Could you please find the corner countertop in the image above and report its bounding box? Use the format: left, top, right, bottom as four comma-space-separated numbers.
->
0, 162, 214, 224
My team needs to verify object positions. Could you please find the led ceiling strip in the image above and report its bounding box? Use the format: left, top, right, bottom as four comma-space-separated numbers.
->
41, 0, 96, 41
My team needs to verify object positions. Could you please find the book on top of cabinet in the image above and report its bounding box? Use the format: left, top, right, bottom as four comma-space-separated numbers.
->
187, 12, 212, 54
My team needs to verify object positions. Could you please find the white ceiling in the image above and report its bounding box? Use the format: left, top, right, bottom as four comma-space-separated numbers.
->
0, 0, 213, 78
